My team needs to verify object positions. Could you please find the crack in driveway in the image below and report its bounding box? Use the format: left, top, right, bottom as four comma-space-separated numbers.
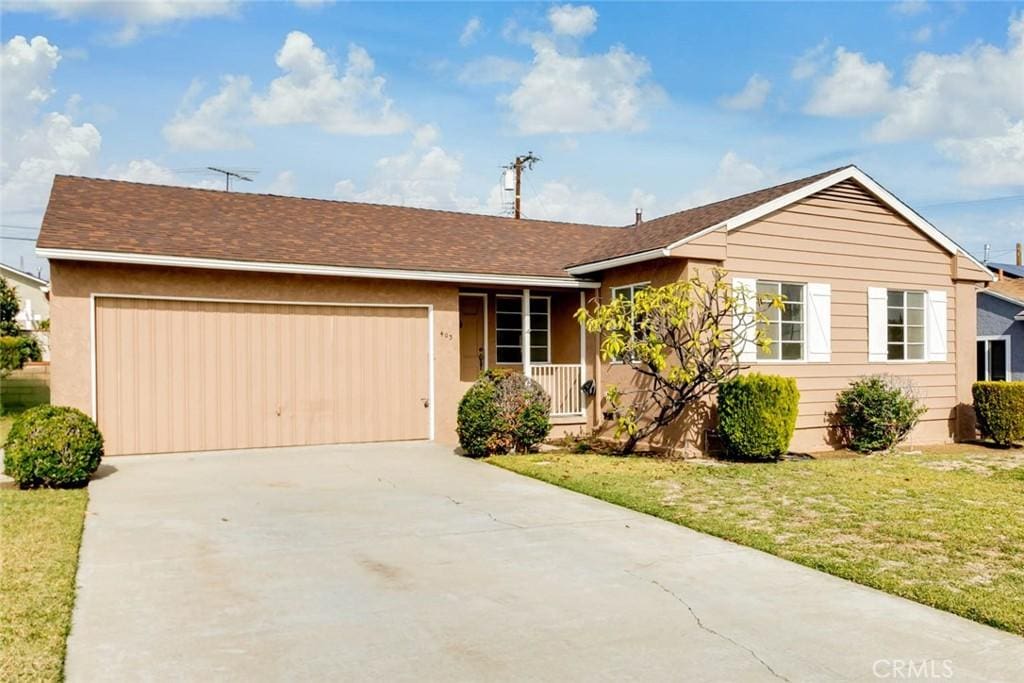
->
627, 570, 789, 682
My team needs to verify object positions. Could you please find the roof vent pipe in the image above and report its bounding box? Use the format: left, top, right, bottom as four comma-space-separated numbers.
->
635, 208, 643, 226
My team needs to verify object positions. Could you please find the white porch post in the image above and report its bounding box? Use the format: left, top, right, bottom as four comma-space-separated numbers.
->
579, 291, 587, 385
521, 288, 531, 378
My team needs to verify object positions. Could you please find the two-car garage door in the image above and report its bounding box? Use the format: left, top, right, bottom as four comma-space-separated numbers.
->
95, 297, 431, 455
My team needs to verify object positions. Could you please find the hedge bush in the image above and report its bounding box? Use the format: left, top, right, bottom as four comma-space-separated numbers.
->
717, 373, 799, 461
457, 369, 551, 456
834, 375, 927, 453
3, 406, 104, 488
973, 381, 1024, 446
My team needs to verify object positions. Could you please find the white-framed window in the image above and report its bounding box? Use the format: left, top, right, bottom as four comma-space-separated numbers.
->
756, 281, 806, 361
977, 336, 1011, 381
887, 290, 926, 361
610, 282, 649, 362
495, 295, 550, 364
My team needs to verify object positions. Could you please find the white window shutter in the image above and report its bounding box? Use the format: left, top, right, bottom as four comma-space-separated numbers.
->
733, 277, 757, 362
806, 283, 831, 362
926, 290, 948, 362
867, 287, 888, 362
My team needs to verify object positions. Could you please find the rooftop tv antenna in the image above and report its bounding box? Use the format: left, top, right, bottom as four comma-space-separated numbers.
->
207, 166, 256, 191
176, 167, 260, 191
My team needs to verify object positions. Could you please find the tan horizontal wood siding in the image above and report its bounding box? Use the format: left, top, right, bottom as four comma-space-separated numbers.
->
725, 179, 958, 450
95, 297, 430, 455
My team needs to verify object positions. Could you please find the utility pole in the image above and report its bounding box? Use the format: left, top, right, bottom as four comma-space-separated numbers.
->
506, 152, 540, 219
1017, 242, 1022, 267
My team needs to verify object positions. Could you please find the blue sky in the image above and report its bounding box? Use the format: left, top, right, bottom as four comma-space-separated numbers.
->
2, 1, 1022, 277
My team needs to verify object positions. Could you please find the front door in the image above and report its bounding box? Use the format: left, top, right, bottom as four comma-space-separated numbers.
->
459, 296, 485, 382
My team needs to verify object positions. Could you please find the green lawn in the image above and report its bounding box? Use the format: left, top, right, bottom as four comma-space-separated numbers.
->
488, 445, 1024, 635
0, 488, 89, 681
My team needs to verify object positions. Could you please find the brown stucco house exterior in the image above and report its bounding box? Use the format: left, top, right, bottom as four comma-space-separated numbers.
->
36, 165, 993, 455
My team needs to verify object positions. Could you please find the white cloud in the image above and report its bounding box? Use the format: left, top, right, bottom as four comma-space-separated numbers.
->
459, 17, 482, 46
498, 181, 653, 224
871, 14, 1024, 142
333, 128, 479, 211
804, 48, 893, 116
251, 31, 408, 136
892, 0, 929, 17
267, 170, 297, 195
548, 4, 598, 38
719, 74, 771, 111
5, 0, 238, 45
1, 35, 101, 216
103, 159, 221, 189
912, 25, 933, 43
680, 152, 775, 208
162, 75, 252, 150
458, 56, 527, 84
502, 36, 660, 134
938, 122, 1024, 186
791, 39, 830, 80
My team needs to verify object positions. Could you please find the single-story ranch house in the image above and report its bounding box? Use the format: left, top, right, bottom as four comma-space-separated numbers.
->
37, 165, 993, 455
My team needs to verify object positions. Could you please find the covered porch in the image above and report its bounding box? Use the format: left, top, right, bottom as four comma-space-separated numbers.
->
458, 287, 592, 419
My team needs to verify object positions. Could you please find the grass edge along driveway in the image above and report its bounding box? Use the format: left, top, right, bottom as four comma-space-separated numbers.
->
487, 446, 1024, 636
1, 488, 89, 681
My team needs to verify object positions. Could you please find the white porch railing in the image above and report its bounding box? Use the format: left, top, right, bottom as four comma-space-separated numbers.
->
532, 364, 584, 417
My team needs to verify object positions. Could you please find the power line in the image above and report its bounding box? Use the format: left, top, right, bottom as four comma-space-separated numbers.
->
0, 235, 37, 242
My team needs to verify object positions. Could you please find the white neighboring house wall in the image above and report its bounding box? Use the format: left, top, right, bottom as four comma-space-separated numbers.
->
1, 264, 50, 360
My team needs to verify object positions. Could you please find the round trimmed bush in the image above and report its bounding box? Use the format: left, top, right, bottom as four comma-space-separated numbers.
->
835, 375, 926, 453
973, 381, 1024, 446
4, 406, 104, 488
717, 373, 799, 461
457, 369, 552, 456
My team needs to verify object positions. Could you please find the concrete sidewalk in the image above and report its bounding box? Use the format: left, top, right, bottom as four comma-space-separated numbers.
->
67, 442, 1024, 681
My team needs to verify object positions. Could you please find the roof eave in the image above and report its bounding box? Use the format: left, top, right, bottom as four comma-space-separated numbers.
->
36, 248, 602, 290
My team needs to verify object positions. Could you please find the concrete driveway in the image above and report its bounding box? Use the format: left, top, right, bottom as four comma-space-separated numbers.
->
68, 442, 1023, 682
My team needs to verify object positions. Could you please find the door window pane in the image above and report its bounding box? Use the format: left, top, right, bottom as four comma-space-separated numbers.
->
990, 340, 1008, 381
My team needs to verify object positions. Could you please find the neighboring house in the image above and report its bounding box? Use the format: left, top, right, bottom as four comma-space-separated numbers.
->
0, 262, 50, 331
985, 262, 1023, 279
36, 165, 993, 455
977, 279, 1024, 382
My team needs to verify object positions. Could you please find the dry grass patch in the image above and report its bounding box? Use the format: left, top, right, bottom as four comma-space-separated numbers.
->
488, 445, 1024, 635
1, 489, 88, 681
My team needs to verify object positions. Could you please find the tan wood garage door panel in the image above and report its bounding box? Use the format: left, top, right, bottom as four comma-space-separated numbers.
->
95, 298, 430, 455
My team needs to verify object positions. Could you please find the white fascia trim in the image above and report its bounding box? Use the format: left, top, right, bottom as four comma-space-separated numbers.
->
37, 248, 601, 290
565, 247, 670, 276
721, 166, 995, 281
662, 222, 728, 252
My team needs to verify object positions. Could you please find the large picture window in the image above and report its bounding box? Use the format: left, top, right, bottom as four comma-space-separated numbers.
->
495, 295, 550, 364
887, 290, 925, 361
756, 281, 805, 361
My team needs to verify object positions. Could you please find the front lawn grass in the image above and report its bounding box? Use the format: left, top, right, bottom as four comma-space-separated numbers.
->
488, 445, 1024, 635
0, 488, 88, 681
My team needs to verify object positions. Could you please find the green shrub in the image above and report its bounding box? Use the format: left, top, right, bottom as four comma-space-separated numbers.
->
457, 369, 552, 456
835, 375, 927, 453
973, 381, 1024, 446
717, 373, 799, 461
3, 406, 104, 488
0, 335, 41, 376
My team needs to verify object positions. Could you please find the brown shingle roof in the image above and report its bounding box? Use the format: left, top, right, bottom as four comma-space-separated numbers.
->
37, 167, 851, 278
569, 166, 850, 267
988, 278, 1024, 305
37, 176, 623, 279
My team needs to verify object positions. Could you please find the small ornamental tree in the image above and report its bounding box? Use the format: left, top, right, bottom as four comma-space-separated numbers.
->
576, 268, 779, 453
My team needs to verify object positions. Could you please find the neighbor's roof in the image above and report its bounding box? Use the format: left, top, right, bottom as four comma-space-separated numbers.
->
0, 262, 49, 286
986, 278, 1024, 306
36, 175, 622, 280
986, 262, 1024, 279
